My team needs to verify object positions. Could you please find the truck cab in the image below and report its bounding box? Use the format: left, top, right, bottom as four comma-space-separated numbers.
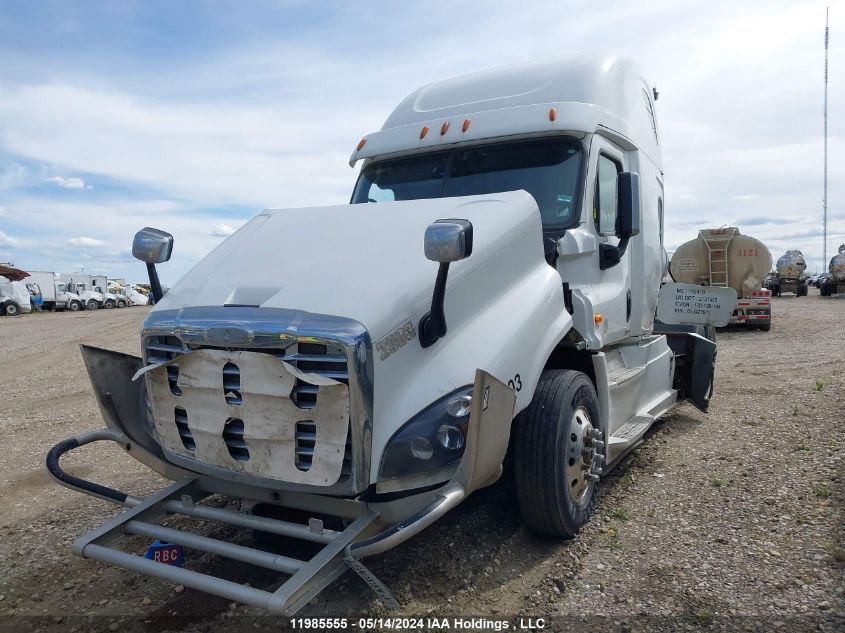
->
48, 54, 718, 615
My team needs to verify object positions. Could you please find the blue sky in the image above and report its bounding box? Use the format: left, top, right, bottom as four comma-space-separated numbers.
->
0, 0, 842, 283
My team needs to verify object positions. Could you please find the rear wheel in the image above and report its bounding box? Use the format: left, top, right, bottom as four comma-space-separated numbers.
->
86, 300, 98, 310
116, 299, 126, 308
514, 370, 604, 538
104, 300, 115, 309
68, 301, 81, 312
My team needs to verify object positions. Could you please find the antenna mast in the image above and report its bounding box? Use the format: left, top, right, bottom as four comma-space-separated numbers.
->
824, 6, 829, 268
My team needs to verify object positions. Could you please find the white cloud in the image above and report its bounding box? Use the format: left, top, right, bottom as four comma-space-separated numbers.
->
0, 163, 31, 189
732, 194, 759, 201
67, 236, 107, 248
0, 230, 19, 248
47, 175, 87, 189
210, 223, 235, 237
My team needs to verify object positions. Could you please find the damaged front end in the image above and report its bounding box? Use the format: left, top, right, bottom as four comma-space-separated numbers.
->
45, 322, 515, 614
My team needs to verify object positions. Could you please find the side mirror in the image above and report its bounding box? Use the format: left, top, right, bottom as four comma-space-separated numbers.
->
132, 227, 173, 304
424, 219, 473, 263
617, 172, 641, 239
132, 227, 174, 264
420, 219, 473, 348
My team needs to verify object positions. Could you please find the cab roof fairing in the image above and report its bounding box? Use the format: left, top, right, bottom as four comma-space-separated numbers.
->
349, 54, 662, 169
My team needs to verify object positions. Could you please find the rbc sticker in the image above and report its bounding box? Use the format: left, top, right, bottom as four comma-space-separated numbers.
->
144, 540, 184, 567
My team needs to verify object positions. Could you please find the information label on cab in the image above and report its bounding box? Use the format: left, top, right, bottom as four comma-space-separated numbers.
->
656, 283, 737, 327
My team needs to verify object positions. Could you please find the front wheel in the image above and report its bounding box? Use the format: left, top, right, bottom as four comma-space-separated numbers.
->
4, 302, 21, 316
104, 300, 115, 309
86, 300, 98, 310
116, 300, 126, 308
514, 370, 604, 538
68, 301, 81, 312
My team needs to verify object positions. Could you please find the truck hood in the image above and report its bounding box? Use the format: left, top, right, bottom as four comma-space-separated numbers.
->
154, 191, 543, 341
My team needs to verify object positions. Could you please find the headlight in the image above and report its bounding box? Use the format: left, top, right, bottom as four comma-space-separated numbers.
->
377, 386, 472, 493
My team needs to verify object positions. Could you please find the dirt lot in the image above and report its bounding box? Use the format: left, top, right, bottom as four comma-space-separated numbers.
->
0, 295, 842, 632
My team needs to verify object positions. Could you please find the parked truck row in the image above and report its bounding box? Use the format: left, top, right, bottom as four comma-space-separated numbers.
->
0, 268, 151, 315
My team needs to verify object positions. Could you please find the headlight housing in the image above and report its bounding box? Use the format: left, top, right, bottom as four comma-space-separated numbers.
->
377, 386, 472, 493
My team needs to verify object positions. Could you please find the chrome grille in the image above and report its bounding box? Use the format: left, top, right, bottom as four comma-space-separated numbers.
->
143, 335, 353, 478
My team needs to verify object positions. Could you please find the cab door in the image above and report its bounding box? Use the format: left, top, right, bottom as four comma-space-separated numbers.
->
587, 135, 631, 345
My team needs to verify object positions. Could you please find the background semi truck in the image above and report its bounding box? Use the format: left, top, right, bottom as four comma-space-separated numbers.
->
61, 274, 108, 310
820, 243, 845, 296
670, 227, 772, 330
769, 249, 809, 297
47, 55, 726, 613
24, 271, 83, 312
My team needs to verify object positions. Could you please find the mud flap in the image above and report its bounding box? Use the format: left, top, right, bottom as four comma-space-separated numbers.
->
676, 333, 716, 413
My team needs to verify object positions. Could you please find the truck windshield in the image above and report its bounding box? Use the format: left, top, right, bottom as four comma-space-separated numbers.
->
351, 138, 583, 230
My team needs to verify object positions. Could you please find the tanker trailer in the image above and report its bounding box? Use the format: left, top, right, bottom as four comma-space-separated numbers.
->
670, 227, 773, 330
820, 244, 845, 296
772, 249, 809, 297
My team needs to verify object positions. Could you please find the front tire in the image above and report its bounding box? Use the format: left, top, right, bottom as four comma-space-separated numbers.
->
116, 300, 126, 308
514, 370, 604, 538
104, 300, 115, 309
86, 300, 98, 310
68, 301, 81, 312
4, 302, 20, 316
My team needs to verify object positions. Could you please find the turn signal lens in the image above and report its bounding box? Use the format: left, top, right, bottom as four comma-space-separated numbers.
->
594, 313, 604, 324
356, 137, 367, 151
420, 126, 429, 139
549, 107, 557, 122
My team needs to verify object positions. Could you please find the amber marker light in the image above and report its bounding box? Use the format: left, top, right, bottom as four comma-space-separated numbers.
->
420, 126, 429, 139
594, 313, 604, 325
440, 121, 450, 136
356, 137, 367, 151
549, 107, 557, 122
462, 119, 471, 132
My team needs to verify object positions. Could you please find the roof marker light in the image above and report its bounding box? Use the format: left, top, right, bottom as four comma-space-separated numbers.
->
549, 107, 557, 122
440, 121, 450, 136
420, 126, 429, 139
462, 119, 471, 132
356, 137, 367, 151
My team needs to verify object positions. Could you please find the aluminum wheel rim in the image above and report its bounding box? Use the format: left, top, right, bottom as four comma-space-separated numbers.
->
565, 405, 595, 503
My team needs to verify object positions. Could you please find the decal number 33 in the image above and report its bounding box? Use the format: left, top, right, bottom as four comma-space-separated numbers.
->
508, 373, 522, 392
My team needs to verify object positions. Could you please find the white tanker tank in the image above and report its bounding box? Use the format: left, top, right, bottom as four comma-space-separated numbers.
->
776, 250, 807, 278
820, 244, 845, 296
670, 227, 773, 330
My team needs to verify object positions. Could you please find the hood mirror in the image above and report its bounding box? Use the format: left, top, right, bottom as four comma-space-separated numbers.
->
420, 219, 473, 348
132, 227, 173, 304
424, 219, 473, 263
132, 227, 174, 264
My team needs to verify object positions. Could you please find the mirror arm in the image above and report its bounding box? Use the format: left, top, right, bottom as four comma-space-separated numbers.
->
419, 262, 451, 348
146, 262, 164, 304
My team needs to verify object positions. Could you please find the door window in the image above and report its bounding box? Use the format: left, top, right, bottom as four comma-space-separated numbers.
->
594, 154, 620, 235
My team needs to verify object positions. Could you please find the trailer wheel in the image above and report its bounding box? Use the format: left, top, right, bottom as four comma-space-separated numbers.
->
86, 300, 98, 310
514, 369, 603, 538
759, 316, 771, 332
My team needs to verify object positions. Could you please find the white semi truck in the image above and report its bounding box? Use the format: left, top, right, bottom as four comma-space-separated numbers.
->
23, 271, 84, 312
47, 55, 727, 613
61, 274, 108, 310
92, 274, 125, 308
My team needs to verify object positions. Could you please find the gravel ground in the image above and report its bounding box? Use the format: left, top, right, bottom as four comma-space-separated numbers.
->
0, 295, 842, 633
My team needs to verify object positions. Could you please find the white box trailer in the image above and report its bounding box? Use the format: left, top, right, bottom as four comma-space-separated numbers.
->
23, 271, 83, 312
48, 54, 733, 613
